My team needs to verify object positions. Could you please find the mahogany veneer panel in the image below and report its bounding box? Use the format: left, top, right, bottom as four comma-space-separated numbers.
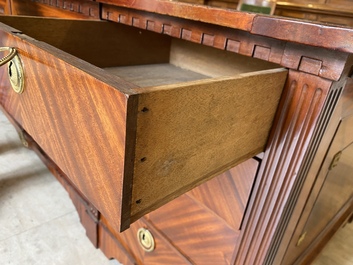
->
144, 159, 260, 264
147, 193, 240, 264
0, 16, 287, 232
0, 21, 138, 232
187, 158, 259, 230
100, 218, 191, 264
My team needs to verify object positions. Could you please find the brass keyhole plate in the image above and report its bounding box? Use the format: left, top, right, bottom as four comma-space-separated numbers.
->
137, 228, 155, 252
8, 54, 24, 94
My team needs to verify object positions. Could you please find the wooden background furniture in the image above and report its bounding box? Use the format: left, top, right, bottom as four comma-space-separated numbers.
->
0, 1, 352, 264
170, 0, 353, 27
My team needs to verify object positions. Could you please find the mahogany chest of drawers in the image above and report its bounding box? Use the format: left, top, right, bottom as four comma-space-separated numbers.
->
0, 1, 352, 264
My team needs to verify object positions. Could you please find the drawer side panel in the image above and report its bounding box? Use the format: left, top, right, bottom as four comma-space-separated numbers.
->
131, 68, 288, 220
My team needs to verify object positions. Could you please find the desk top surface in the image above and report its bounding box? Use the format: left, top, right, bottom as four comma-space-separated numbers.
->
98, 0, 353, 53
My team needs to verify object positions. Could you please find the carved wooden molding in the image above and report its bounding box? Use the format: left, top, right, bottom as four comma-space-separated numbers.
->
234, 70, 333, 265
102, 4, 349, 82
273, 68, 353, 264
102, 5, 284, 63
31, 0, 100, 18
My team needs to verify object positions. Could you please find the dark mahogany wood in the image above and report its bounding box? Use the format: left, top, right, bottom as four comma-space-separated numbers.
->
0, 20, 139, 232
8, 0, 100, 18
101, 4, 349, 84
101, 217, 192, 265
1, 103, 262, 265
98, 0, 353, 53
102, 4, 286, 65
235, 70, 334, 265
290, 198, 353, 265
100, 0, 255, 31
275, 75, 353, 265
98, 222, 136, 265
145, 158, 259, 264
187, 158, 259, 231
0, 108, 100, 247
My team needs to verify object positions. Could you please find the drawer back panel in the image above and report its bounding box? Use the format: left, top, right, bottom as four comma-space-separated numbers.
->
0, 16, 171, 68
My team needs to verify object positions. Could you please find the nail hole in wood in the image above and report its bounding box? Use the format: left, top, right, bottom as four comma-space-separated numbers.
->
136, 199, 142, 204
140, 157, 147, 162
141, 107, 149, 112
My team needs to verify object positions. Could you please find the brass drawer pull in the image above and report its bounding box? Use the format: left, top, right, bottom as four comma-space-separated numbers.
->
0, 47, 17, 66
137, 228, 155, 252
0, 47, 24, 94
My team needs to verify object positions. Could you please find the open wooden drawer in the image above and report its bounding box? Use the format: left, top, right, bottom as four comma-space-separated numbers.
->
0, 16, 287, 232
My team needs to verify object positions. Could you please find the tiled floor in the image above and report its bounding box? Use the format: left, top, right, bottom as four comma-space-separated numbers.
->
0, 108, 352, 265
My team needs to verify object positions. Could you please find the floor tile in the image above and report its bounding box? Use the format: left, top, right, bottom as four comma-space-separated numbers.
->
0, 115, 75, 240
0, 212, 118, 265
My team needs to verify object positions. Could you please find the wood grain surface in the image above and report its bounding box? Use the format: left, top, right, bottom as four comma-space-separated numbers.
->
7, 0, 100, 18
0, 16, 171, 68
1, 2, 352, 264
235, 70, 333, 265
99, 0, 255, 31
0, 19, 139, 232
101, 218, 191, 264
0, 16, 287, 232
278, 78, 353, 264
98, 0, 353, 53
131, 68, 287, 221
187, 158, 259, 231
146, 158, 259, 264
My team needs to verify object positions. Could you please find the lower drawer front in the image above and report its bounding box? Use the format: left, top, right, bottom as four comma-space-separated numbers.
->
145, 158, 259, 264
98, 158, 258, 264
100, 218, 190, 265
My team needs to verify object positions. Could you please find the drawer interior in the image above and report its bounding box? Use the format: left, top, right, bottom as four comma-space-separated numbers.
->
0, 16, 278, 86
104, 38, 279, 87
0, 16, 288, 231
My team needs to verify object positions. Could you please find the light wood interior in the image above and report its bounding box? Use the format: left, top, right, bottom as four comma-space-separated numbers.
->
130, 68, 287, 220
104, 38, 279, 87
104, 64, 209, 87
0, 16, 278, 88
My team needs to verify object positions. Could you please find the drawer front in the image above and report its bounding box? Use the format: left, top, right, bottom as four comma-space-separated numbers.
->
187, 158, 259, 230
0, 20, 138, 232
145, 158, 260, 264
100, 218, 191, 265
